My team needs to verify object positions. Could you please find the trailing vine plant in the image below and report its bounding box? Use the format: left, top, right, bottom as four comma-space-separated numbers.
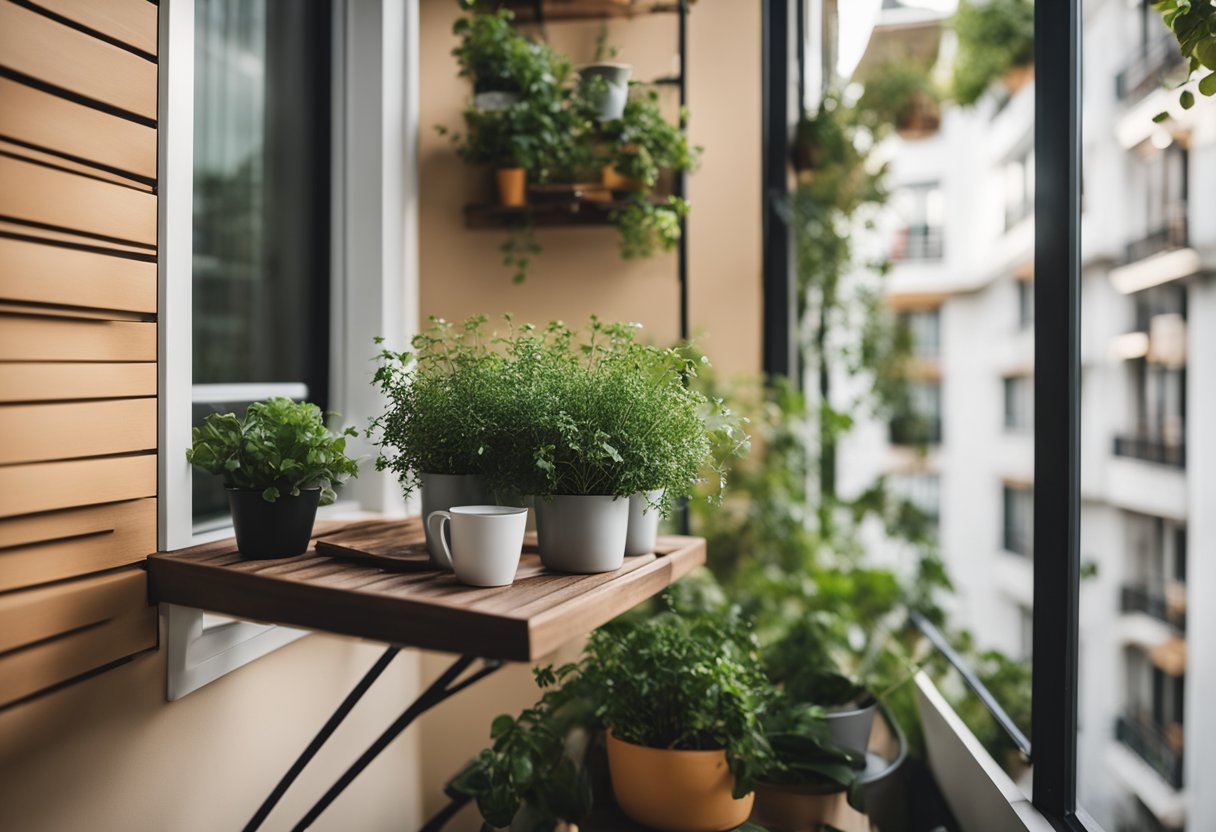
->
1152, 0, 1216, 120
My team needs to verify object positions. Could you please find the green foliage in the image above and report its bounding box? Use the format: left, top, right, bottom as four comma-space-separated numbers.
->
856, 61, 942, 135
451, 4, 569, 96
762, 699, 863, 789
601, 90, 700, 189
186, 398, 359, 504
501, 221, 541, 284
368, 316, 507, 497
1152, 0, 1216, 117
611, 194, 689, 259
577, 611, 774, 798
950, 0, 1035, 106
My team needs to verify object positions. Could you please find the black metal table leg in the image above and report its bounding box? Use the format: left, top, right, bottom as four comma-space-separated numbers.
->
291, 654, 503, 832
243, 646, 401, 832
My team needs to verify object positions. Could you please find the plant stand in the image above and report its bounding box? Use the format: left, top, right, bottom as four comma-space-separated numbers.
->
147, 517, 705, 831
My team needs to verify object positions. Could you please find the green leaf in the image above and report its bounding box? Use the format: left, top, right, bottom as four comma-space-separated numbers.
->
1199, 72, 1216, 96
261, 486, 280, 503
1153, 111, 1171, 122
490, 714, 514, 739
1181, 89, 1196, 108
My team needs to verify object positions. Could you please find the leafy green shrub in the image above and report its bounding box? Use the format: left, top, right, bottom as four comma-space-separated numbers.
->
451, 4, 569, 96
857, 61, 941, 135
951, 0, 1034, 106
186, 398, 359, 504
611, 194, 689, 259
601, 89, 700, 189
369, 316, 508, 499
1152, 0, 1216, 118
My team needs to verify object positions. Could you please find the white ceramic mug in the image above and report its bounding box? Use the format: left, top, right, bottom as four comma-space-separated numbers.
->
426, 505, 528, 587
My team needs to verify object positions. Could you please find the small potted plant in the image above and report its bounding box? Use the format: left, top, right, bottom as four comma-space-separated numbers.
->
950, 0, 1034, 107
579, 26, 631, 121
439, 108, 532, 206
579, 612, 771, 831
857, 61, 942, 139
186, 398, 359, 559
451, 4, 568, 113
600, 89, 699, 193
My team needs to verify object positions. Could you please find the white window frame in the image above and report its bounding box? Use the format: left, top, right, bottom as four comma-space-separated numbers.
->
157, 0, 419, 700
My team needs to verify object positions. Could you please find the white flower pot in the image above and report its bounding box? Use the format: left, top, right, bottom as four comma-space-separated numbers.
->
624, 490, 664, 556
579, 63, 631, 121
534, 495, 629, 573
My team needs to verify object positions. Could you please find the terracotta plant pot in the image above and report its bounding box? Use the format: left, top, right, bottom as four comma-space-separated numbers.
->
602, 163, 645, 193
750, 780, 864, 832
605, 731, 754, 832
496, 167, 527, 206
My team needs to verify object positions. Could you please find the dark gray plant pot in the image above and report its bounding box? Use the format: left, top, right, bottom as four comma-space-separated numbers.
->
534, 495, 629, 573
227, 488, 320, 559
579, 63, 631, 120
624, 490, 664, 556
824, 695, 878, 760
857, 705, 909, 832
421, 473, 490, 569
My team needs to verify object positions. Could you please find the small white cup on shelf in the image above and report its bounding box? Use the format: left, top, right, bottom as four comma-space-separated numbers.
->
425, 505, 528, 587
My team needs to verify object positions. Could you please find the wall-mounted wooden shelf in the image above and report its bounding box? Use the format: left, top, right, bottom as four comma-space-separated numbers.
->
495, 1, 681, 24
147, 516, 705, 662
465, 196, 662, 230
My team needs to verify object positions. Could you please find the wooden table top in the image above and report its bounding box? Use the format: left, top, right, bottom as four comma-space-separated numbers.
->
146, 517, 705, 662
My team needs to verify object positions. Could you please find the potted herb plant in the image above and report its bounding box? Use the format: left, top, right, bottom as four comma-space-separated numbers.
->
370, 316, 508, 567
451, 5, 567, 113
951, 0, 1035, 107
186, 398, 359, 559
438, 108, 531, 206
600, 89, 699, 192
579, 612, 771, 831
857, 61, 942, 140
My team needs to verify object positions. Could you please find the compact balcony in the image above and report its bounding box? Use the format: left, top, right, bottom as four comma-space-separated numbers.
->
1115, 715, 1184, 791
1124, 212, 1189, 266
892, 225, 945, 262
1112, 434, 1186, 469
1120, 583, 1186, 632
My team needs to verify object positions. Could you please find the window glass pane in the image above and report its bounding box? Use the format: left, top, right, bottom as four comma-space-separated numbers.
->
1078, 1, 1205, 828
192, 0, 333, 525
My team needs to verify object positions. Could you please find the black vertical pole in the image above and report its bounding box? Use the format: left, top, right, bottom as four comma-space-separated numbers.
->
762, 0, 795, 380
676, 0, 689, 343
1032, 0, 1082, 821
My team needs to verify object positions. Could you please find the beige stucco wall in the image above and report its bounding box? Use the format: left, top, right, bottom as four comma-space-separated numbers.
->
0, 627, 423, 832
418, 0, 763, 377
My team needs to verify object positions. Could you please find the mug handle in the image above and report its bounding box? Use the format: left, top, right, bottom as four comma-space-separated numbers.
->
426, 511, 454, 570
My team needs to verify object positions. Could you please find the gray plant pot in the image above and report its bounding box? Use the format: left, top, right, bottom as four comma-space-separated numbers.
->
579, 63, 631, 121
824, 696, 878, 760
421, 473, 490, 569
624, 490, 663, 556
534, 495, 629, 573
474, 90, 521, 112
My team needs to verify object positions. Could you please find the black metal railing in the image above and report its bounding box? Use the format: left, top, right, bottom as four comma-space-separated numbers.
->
1124, 213, 1188, 264
893, 226, 944, 262
1116, 715, 1184, 790
1113, 435, 1186, 468
889, 413, 942, 446
1116, 36, 1188, 103
1120, 584, 1186, 632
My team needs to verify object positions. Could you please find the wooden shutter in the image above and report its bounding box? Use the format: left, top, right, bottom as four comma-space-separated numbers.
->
0, 0, 158, 708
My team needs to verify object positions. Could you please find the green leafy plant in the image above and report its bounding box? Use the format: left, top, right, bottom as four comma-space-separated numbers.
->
186, 398, 359, 504
577, 610, 775, 799
1152, 0, 1216, 120
368, 316, 508, 499
451, 3, 569, 96
856, 61, 942, 136
950, 0, 1035, 106
601, 89, 700, 189
762, 699, 863, 790
612, 194, 689, 259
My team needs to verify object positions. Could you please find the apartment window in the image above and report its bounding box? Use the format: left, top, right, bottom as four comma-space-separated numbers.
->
1119, 648, 1185, 790
1002, 483, 1033, 558
901, 308, 941, 359
890, 380, 942, 446
890, 471, 941, 529
1003, 375, 1034, 432
192, 0, 334, 526
1128, 144, 1188, 263
1003, 146, 1034, 230
1121, 513, 1187, 631
892, 182, 944, 261
1017, 280, 1034, 328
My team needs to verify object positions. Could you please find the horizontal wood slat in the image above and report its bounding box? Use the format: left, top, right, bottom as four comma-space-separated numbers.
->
0, 454, 156, 519
0, 499, 156, 591
0, 314, 155, 361
0, 220, 157, 258
32, 0, 158, 57
0, 155, 157, 247
0, 138, 153, 191
0, 236, 156, 313
0, 601, 156, 707
0, 1, 157, 122
0, 78, 156, 180
0, 398, 156, 465
0, 363, 155, 402
0, 567, 148, 652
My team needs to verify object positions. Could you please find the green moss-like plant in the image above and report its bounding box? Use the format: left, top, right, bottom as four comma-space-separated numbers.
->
950, 0, 1034, 107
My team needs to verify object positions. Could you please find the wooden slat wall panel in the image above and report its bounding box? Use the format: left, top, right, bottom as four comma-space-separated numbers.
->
0, 604, 157, 707
0, 500, 156, 591
0, 236, 156, 313
0, 363, 155, 402
0, 315, 155, 361
0, 78, 157, 181
0, 1, 157, 122
0, 455, 156, 520
32, 0, 158, 57
0, 399, 156, 465
0, 156, 157, 246
0, 0, 159, 703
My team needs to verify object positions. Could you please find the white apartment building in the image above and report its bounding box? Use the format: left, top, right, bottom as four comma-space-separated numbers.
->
838, 2, 1216, 830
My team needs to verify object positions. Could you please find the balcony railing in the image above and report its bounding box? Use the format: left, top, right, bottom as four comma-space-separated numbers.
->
1112, 435, 1186, 468
1120, 584, 1186, 632
892, 226, 944, 262
1115, 715, 1184, 790
1116, 36, 1188, 103
889, 413, 942, 446
1124, 213, 1188, 265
